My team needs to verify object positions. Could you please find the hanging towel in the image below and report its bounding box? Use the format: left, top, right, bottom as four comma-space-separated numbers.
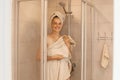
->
101, 43, 110, 69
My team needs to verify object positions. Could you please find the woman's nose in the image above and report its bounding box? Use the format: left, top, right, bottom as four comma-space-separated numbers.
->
56, 24, 60, 26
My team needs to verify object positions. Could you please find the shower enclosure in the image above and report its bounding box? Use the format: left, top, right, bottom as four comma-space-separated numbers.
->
12, 0, 113, 80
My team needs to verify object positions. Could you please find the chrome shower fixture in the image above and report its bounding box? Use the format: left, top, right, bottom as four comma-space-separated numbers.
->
59, 2, 72, 14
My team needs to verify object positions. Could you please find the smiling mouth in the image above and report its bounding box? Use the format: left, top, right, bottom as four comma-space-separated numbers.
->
55, 27, 60, 30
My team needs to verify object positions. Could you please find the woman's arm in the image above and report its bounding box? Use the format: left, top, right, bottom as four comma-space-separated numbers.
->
63, 35, 72, 53
36, 48, 64, 61
47, 54, 64, 61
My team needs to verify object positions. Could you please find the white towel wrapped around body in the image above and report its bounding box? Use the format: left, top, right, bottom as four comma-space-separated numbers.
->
47, 35, 76, 80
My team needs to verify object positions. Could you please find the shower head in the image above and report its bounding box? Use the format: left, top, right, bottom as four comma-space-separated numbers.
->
59, 2, 67, 14
59, 1, 72, 14
59, 2, 65, 7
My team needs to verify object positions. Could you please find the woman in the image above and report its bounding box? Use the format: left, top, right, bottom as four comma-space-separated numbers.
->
37, 11, 76, 80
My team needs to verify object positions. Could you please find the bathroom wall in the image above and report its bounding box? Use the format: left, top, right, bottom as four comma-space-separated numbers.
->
18, 1, 41, 80
80, 0, 113, 80
48, 0, 82, 80
92, 0, 113, 80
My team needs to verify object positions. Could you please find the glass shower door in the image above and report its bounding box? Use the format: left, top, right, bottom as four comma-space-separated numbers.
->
81, 0, 95, 80
13, 0, 42, 80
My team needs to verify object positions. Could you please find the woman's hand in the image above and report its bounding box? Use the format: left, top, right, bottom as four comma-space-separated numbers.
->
63, 35, 72, 55
63, 35, 70, 42
63, 35, 71, 48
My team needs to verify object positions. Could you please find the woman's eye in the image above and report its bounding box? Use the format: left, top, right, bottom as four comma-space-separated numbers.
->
52, 22, 61, 25
53, 23, 57, 25
59, 23, 61, 25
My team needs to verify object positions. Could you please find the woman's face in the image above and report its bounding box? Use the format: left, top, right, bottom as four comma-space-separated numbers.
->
51, 17, 63, 33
